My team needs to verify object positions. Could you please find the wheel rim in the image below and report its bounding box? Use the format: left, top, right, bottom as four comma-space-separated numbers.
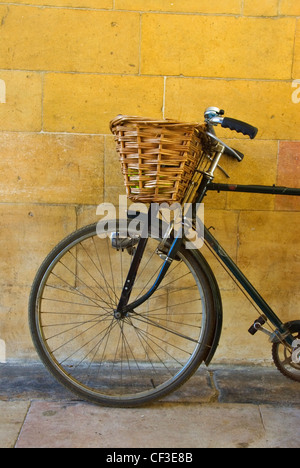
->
34, 226, 209, 403
273, 326, 300, 382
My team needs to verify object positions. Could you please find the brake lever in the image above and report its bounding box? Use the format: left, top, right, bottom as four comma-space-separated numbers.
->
206, 132, 243, 162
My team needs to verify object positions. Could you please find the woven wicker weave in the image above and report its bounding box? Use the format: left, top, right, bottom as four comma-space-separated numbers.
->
110, 115, 206, 204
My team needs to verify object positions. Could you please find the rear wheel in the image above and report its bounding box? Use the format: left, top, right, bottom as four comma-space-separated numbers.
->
29, 222, 216, 407
272, 321, 300, 383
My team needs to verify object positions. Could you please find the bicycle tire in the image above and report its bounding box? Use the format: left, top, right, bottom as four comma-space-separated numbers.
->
272, 321, 300, 383
29, 222, 217, 407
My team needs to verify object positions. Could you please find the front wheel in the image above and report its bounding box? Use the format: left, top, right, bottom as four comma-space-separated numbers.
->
29, 221, 217, 407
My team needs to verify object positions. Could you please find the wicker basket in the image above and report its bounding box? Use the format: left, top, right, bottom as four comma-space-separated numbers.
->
110, 115, 207, 204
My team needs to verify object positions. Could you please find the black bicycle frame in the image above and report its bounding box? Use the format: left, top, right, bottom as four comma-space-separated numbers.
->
117, 179, 300, 345
203, 224, 287, 336
116, 204, 184, 316
208, 183, 300, 197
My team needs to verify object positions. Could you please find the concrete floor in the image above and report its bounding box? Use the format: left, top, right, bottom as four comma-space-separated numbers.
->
0, 362, 299, 448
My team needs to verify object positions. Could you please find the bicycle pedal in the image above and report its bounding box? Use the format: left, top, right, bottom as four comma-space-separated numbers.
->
248, 315, 268, 336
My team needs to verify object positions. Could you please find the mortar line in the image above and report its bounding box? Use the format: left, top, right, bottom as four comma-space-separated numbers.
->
41, 72, 45, 132
208, 370, 221, 403
13, 400, 32, 448
291, 18, 298, 79
276, 139, 281, 187
258, 405, 267, 433
1, 3, 299, 17
1, 201, 299, 214
0, 68, 296, 83
138, 13, 142, 75
241, 0, 245, 16
236, 210, 241, 264
104, 135, 107, 203
0, 2, 115, 12
162, 76, 166, 119
0, 129, 295, 143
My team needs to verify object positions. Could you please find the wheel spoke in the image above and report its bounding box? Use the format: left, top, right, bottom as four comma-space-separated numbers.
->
129, 312, 201, 345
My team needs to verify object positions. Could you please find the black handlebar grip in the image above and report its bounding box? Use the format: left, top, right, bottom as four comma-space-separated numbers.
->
221, 117, 258, 139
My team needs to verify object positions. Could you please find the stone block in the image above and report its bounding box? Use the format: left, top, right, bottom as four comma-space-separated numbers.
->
116, 0, 241, 14
201, 209, 240, 291
11, 0, 113, 6
0, 133, 104, 204
224, 139, 278, 211
238, 211, 300, 297
276, 141, 300, 211
104, 136, 127, 204
292, 20, 300, 79
0, 6, 139, 74
0, 204, 76, 287
141, 15, 295, 79
213, 289, 273, 363
243, 0, 278, 16
104, 135, 125, 191
44, 74, 164, 133
280, 0, 300, 15
165, 78, 300, 140
0, 285, 36, 359
0, 71, 42, 132
76, 205, 101, 228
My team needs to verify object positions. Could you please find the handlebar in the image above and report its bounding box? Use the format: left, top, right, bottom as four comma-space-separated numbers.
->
205, 107, 258, 139
221, 117, 258, 140
204, 107, 258, 163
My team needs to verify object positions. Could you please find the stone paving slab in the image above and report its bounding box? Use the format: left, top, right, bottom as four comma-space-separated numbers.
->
259, 406, 300, 448
14, 401, 300, 448
1, 362, 299, 448
0, 401, 30, 448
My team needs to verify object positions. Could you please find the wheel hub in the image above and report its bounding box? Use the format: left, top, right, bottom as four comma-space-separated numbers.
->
114, 310, 123, 320
113, 310, 130, 320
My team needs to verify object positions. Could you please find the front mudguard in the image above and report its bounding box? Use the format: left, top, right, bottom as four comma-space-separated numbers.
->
189, 248, 223, 366
128, 212, 223, 366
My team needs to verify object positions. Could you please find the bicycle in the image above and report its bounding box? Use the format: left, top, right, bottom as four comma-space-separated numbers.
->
29, 107, 300, 407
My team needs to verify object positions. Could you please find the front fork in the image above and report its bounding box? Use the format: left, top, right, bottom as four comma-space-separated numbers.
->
115, 205, 183, 318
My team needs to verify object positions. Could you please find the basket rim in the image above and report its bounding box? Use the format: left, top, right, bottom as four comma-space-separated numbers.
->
110, 114, 205, 132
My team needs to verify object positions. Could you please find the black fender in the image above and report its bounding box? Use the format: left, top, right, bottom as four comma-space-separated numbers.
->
127, 211, 223, 365
189, 248, 223, 366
